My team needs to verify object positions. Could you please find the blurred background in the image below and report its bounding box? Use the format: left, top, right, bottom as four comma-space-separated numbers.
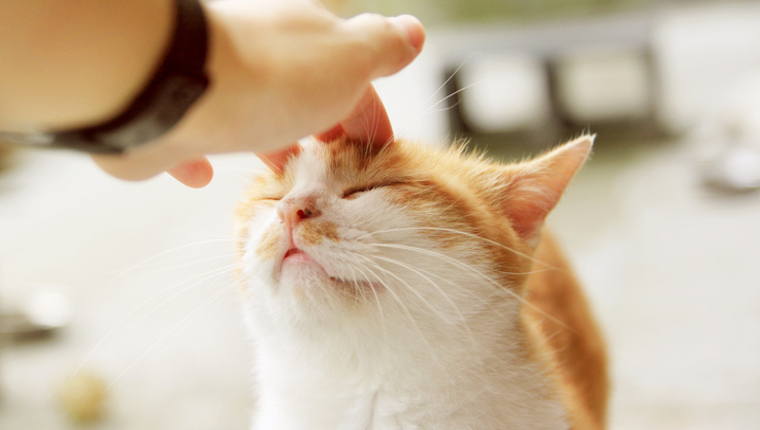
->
2, 0, 760, 429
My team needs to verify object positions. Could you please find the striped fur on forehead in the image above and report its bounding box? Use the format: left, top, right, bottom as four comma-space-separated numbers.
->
314, 137, 417, 186
313, 137, 496, 190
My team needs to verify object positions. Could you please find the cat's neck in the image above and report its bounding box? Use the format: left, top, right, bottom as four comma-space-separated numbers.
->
247, 283, 569, 430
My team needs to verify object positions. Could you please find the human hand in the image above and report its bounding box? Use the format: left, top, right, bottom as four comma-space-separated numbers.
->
255, 84, 393, 175
93, 0, 424, 187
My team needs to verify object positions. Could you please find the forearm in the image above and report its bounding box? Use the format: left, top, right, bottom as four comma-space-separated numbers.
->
0, 0, 173, 132
4, 0, 425, 188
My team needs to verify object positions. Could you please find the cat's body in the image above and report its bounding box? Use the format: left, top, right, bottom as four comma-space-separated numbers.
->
235, 136, 608, 430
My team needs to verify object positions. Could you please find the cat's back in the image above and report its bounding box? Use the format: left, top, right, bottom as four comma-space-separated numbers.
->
523, 232, 609, 430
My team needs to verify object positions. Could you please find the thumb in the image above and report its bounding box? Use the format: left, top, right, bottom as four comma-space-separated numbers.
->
345, 14, 425, 79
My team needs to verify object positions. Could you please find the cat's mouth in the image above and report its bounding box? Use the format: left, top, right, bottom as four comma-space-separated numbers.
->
280, 247, 351, 284
277, 246, 379, 293
282, 247, 316, 265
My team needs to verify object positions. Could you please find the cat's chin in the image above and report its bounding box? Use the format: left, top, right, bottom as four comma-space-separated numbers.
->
282, 248, 320, 268
280, 248, 342, 284
278, 249, 378, 297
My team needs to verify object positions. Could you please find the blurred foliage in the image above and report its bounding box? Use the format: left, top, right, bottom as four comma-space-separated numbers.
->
330, 0, 710, 25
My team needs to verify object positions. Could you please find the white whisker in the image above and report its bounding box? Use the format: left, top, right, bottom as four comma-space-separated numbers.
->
123, 250, 238, 274
357, 227, 556, 269
366, 242, 576, 335
365, 257, 451, 323
347, 263, 390, 353
422, 82, 481, 114
352, 258, 442, 367
370, 254, 466, 322
147, 282, 235, 367
104, 283, 234, 392
369, 254, 481, 354
68, 262, 242, 389
116, 238, 238, 274
414, 101, 463, 118
128, 263, 242, 329
420, 54, 476, 108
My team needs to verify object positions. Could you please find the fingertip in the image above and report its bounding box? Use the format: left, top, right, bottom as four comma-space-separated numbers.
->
340, 85, 393, 145
389, 15, 425, 53
347, 13, 425, 78
168, 158, 214, 188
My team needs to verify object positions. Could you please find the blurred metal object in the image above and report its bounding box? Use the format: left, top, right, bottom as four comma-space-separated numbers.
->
0, 289, 72, 341
703, 143, 760, 193
440, 12, 667, 147
0, 141, 15, 174
60, 371, 108, 423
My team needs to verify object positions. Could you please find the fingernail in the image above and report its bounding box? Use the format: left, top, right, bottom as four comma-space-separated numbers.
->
390, 15, 425, 52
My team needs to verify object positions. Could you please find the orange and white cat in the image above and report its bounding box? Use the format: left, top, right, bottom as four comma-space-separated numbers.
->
234, 135, 608, 430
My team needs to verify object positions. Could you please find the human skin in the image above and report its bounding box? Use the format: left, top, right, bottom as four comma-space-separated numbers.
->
0, 0, 425, 187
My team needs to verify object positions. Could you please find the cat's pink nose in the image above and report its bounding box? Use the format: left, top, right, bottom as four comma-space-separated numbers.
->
277, 196, 320, 230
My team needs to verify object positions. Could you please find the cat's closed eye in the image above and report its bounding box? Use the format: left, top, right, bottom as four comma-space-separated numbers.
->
253, 182, 405, 202
342, 181, 406, 199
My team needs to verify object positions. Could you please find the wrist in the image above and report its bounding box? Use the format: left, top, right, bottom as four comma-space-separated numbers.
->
0, 0, 175, 131
164, 2, 275, 152
82, 0, 176, 129
1, 0, 211, 155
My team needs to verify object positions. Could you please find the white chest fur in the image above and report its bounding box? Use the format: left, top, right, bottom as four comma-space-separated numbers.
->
243, 281, 569, 430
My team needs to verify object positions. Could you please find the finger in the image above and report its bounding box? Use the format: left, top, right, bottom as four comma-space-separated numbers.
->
315, 124, 345, 143
91, 152, 168, 181
167, 157, 214, 188
345, 14, 425, 79
339, 85, 393, 145
258, 144, 302, 174
316, 85, 392, 145
389, 15, 426, 53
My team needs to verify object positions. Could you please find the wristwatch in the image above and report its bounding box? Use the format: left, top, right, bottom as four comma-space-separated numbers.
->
0, 0, 209, 154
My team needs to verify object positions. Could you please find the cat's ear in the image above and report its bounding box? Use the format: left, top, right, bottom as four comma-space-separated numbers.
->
497, 135, 593, 247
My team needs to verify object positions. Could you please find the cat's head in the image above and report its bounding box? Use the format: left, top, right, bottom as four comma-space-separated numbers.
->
235, 136, 591, 333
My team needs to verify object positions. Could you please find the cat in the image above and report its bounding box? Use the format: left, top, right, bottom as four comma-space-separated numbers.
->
233, 135, 608, 430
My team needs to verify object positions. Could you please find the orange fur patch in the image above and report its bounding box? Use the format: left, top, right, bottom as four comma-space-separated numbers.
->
300, 219, 339, 246
256, 224, 283, 260
523, 233, 609, 430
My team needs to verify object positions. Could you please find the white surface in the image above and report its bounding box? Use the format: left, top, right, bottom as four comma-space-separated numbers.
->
556, 48, 651, 121
459, 53, 551, 132
654, 2, 760, 133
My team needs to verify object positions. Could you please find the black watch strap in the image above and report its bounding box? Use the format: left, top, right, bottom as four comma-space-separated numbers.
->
0, 0, 210, 154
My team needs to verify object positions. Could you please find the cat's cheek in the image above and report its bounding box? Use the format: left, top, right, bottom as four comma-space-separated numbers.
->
239, 255, 277, 302
239, 226, 285, 303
